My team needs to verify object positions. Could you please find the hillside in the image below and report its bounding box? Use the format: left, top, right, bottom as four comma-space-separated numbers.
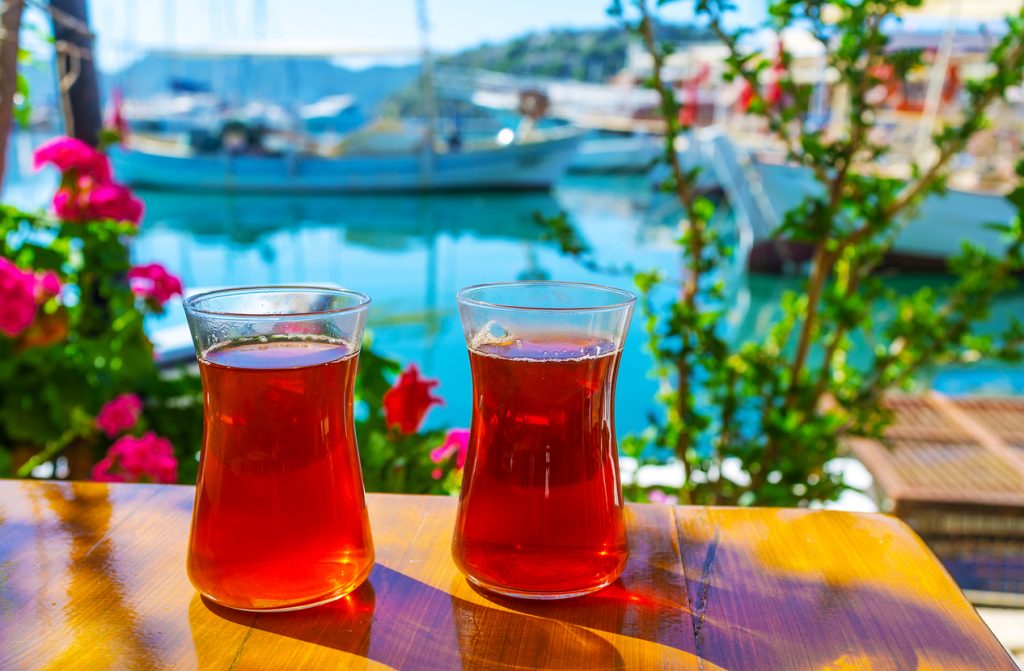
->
383, 23, 716, 117
436, 24, 715, 82
107, 56, 419, 111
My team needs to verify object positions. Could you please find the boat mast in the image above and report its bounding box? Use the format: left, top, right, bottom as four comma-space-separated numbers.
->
416, 0, 437, 177
913, 0, 961, 161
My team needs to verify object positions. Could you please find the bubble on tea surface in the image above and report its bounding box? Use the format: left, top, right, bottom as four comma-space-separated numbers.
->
471, 320, 516, 349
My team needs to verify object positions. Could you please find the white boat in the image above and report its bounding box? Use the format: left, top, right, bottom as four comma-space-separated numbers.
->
745, 159, 1016, 271
568, 134, 661, 175
109, 126, 585, 193
686, 130, 1017, 272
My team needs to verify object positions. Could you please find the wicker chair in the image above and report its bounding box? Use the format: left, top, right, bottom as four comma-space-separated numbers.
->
846, 392, 1024, 606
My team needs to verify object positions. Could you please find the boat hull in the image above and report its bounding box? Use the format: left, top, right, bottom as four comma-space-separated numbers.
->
751, 161, 1016, 265
109, 131, 584, 193
720, 150, 1016, 273
568, 135, 661, 175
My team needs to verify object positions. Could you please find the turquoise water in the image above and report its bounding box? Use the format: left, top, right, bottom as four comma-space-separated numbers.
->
131, 180, 679, 434
6, 133, 1024, 435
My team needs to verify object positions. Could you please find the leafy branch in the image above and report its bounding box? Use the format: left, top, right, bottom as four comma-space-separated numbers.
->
598, 0, 1024, 506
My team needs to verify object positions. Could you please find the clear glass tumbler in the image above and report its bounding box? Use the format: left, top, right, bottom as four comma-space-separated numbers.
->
183, 286, 374, 611
452, 281, 636, 599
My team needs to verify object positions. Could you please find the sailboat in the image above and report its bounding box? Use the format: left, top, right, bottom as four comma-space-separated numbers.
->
108, 1, 584, 193
108, 124, 584, 193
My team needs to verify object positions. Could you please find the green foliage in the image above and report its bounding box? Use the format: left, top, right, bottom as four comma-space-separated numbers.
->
565, 0, 1024, 506
13, 48, 32, 128
0, 206, 201, 477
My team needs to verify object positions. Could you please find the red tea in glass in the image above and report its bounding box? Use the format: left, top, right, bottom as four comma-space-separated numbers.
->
454, 339, 628, 596
184, 287, 373, 611
453, 282, 635, 599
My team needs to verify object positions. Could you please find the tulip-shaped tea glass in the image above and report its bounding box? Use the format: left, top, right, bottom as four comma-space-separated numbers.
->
184, 286, 374, 611
453, 281, 636, 599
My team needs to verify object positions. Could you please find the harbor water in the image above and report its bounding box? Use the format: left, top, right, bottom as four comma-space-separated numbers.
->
5, 133, 1024, 435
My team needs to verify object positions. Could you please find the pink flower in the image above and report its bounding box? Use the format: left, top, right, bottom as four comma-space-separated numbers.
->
90, 456, 126, 482
430, 429, 470, 475
0, 258, 38, 337
92, 431, 178, 484
96, 393, 144, 437
37, 136, 143, 226
382, 364, 443, 435
273, 321, 321, 336
127, 263, 183, 306
52, 181, 144, 225
52, 187, 88, 222
647, 489, 679, 505
34, 136, 112, 182
34, 271, 62, 301
87, 182, 144, 224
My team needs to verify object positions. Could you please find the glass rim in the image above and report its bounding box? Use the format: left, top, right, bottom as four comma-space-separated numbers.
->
183, 285, 371, 319
456, 280, 636, 313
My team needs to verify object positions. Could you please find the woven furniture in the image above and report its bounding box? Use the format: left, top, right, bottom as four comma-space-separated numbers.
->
847, 392, 1024, 605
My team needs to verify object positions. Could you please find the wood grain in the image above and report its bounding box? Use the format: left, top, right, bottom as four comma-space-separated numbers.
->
0, 480, 1013, 670
675, 507, 1016, 671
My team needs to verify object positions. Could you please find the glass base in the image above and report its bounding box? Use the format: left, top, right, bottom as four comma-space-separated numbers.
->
199, 588, 353, 613
465, 573, 616, 600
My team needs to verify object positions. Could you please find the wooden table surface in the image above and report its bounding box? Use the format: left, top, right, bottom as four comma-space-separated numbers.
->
0, 480, 1015, 670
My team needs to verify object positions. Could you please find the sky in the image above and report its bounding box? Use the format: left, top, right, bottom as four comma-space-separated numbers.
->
33, 0, 768, 71
21, 0, 995, 74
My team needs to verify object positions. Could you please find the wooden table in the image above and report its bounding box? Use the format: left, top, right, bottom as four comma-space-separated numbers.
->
0, 480, 1015, 670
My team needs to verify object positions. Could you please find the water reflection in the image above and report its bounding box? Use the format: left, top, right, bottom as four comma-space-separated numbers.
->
137, 189, 557, 245
133, 176, 1024, 433
134, 183, 671, 433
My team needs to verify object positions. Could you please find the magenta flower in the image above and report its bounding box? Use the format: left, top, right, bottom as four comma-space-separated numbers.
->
34, 271, 62, 301
51, 187, 88, 222
127, 263, 183, 306
37, 136, 143, 225
647, 489, 679, 505
96, 393, 144, 437
0, 258, 38, 337
34, 136, 112, 182
430, 428, 470, 478
273, 321, 321, 336
51, 181, 143, 225
92, 431, 178, 484
87, 182, 144, 225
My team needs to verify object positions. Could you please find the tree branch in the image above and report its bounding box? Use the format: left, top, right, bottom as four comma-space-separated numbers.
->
635, 0, 708, 497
